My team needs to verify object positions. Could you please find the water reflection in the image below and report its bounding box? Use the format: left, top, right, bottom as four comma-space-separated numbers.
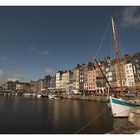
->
0, 96, 116, 134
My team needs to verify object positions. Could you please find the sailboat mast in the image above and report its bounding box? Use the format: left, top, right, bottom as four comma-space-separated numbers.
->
111, 17, 123, 92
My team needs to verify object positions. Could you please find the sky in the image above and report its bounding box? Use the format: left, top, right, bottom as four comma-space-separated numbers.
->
0, 6, 140, 84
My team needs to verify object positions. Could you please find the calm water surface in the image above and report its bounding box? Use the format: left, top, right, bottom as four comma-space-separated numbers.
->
0, 95, 128, 134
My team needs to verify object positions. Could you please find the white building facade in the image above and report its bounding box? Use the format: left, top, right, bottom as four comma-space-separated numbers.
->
55, 71, 63, 89
125, 63, 135, 87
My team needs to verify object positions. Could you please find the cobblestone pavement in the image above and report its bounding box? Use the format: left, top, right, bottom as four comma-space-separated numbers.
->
109, 121, 140, 134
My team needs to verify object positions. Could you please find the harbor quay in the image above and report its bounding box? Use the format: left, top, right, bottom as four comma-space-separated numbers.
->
62, 94, 108, 101
129, 107, 140, 127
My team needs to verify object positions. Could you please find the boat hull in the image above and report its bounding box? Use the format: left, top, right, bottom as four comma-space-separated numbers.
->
48, 94, 61, 99
109, 96, 140, 117
37, 94, 41, 98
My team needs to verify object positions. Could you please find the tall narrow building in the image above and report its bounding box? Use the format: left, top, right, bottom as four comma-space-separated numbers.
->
132, 52, 140, 89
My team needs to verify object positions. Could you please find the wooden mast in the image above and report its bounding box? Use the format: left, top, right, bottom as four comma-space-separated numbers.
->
111, 17, 123, 92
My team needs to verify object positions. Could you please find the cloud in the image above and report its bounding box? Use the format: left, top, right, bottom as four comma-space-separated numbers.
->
40, 50, 49, 55
0, 69, 30, 85
0, 70, 4, 75
29, 46, 37, 51
7, 74, 29, 82
29, 46, 50, 56
45, 68, 56, 75
0, 56, 8, 61
121, 7, 140, 27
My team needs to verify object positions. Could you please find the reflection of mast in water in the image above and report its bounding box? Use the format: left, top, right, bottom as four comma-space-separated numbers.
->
111, 17, 123, 92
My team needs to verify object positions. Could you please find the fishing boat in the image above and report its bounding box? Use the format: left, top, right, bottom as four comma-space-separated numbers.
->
109, 18, 140, 117
109, 96, 140, 117
23, 93, 32, 97
36, 94, 42, 98
32, 93, 37, 97
95, 17, 140, 117
48, 94, 61, 99
41, 93, 48, 97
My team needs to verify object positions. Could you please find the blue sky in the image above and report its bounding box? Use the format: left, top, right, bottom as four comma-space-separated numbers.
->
0, 6, 140, 83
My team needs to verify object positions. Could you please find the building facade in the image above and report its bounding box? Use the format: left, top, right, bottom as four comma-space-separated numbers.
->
79, 64, 85, 91
72, 65, 80, 93
84, 68, 96, 93
61, 70, 73, 92
32, 79, 43, 93
2, 81, 19, 92
105, 57, 117, 88
114, 59, 126, 89
55, 71, 63, 90
16, 82, 31, 93
125, 63, 135, 87
132, 52, 140, 89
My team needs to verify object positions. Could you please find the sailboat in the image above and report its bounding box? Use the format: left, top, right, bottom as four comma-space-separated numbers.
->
109, 18, 140, 117
95, 17, 140, 117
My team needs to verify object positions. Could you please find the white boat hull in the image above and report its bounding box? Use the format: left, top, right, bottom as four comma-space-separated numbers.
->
23, 93, 32, 97
48, 94, 61, 99
37, 94, 41, 98
109, 96, 140, 117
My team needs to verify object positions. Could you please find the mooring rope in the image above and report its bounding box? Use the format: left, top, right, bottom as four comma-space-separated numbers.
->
74, 107, 107, 134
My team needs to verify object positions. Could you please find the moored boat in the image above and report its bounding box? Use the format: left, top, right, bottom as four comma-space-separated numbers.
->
95, 17, 140, 117
109, 96, 140, 117
41, 93, 48, 97
36, 94, 42, 98
48, 94, 61, 99
109, 18, 140, 117
23, 93, 32, 97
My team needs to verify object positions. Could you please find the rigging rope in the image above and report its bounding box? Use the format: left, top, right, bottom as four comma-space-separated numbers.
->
93, 21, 111, 60
74, 107, 107, 134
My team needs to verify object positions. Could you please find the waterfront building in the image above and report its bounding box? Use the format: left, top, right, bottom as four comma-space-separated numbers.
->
2, 81, 19, 92
79, 64, 85, 91
95, 60, 107, 94
124, 54, 132, 63
95, 60, 106, 79
124, 63, 135, 87
72, 65, 80, 93
30, 81, 36, 93
61, 70, 73, 92
33, 79, 44, 93
16, 82, 31, 93
42, 75, 56, 92
49, 76, 56, 90
105, 57, 117, 88
132, 52, 140, 89
55, 71, 63, 90
66, 82, 73, 94
96, 77, 106, 94
84, 67, 96, 93
114, 58, 126, 89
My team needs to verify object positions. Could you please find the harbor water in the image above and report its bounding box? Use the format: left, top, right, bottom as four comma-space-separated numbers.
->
0, 95, 134, 134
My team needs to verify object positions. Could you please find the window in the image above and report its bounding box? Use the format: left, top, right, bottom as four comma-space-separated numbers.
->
136, 64, 139, 68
